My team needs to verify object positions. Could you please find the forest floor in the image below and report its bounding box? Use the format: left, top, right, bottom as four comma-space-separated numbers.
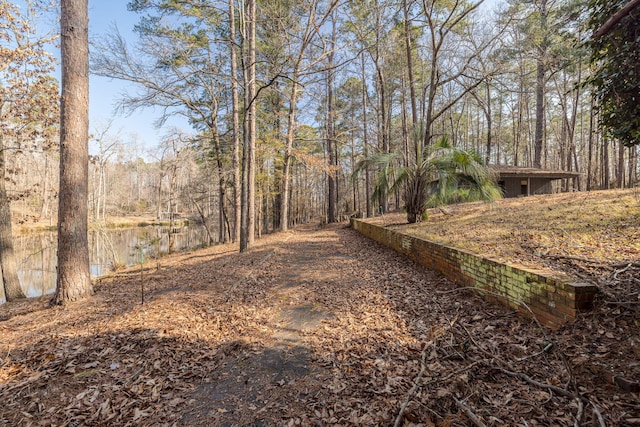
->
1, 189, 639, 426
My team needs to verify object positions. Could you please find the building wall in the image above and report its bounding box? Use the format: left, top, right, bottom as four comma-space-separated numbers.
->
500, 177, 553, 198
530, 178, 553, 195
351, 219, 597, 328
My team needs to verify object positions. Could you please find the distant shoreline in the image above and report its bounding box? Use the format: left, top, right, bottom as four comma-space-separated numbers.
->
12, 215, 193, 234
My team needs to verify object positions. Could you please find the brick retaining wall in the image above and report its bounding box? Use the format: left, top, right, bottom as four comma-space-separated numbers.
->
351, 218, 597, 328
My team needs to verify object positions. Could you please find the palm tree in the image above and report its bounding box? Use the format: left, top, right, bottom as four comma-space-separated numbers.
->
357, 136, 501, 223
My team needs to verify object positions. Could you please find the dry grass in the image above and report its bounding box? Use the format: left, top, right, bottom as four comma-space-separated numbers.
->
374, 188, 640, 272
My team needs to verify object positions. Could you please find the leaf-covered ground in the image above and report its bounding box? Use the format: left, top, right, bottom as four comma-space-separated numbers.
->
1, 190, 639, 426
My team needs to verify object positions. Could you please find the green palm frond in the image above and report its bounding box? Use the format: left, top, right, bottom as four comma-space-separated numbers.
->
357, 133, 501, 223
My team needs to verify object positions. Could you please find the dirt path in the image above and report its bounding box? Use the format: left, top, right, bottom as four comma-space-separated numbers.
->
180, 227, 340, 425
1, 223, 638, 426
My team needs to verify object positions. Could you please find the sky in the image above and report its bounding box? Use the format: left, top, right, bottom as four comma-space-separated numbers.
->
88, 1, 188, 155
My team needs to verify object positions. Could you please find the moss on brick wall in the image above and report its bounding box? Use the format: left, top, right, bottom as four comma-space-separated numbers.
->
351, 219, 597, 328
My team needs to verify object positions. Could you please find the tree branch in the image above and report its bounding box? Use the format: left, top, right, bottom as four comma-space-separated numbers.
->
454, 398, 487, 427
592, 0, 640, 39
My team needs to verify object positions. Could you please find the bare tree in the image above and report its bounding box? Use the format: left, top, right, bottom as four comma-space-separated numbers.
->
90, 120, 121, 222
419, 0, 488, 148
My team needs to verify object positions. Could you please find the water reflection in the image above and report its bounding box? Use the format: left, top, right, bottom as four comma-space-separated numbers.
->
14, 225, 212, 298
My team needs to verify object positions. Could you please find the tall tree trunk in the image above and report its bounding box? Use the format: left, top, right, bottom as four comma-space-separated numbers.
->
422, 53, 438, 149
603, 137, 610, 189
628, 146, 637, 188
213, 126, 228, 243
587, 98, 595, 190
617, 141, 625, 188
514, 73, 525, 167
496, 94, 503, 164
280, 74, 299, 232
229, 0, 241, 244
368, 1, 389, 213
262, 176, 269, 235
485, 83, 492, 165
277, 0, 327, 230
156, 162, 165, 220
240, 0, 256, 252
533, 0, 547, 169
570, 63, 581, 191
401, 75, 409, 167
350, 130, 357, 212
373, 71, 388, 212
533, 58, 545, 168
326, 14, 337, 223
0, 136, 25, 302
372, 0, 389, 160
101, 164, 107, 220
247, 0, 256, 247
361, 54, 372, 218
326, 79, 336, 223
167, 163, 177, 253
403, 0, 418, 129
54, 0, 92, 304
40, 154, 50, 220
572, 142, 580, 190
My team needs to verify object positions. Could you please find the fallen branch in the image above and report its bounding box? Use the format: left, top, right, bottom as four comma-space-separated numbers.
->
515, 342, 554, 365
605, 301, 640, 306
592, 403, 606, 427
487, 363, 576, 400
428, 362, 479, 386
454, 398, 487, 427
573, 397, 583, 427
612, 261, 640, 269
393, 361, 480, 423
394, 314, 461, 427
393, 342, 432, 427
613, 262, 634, 280
434, 287, 550, 343
458, 318, 495, 359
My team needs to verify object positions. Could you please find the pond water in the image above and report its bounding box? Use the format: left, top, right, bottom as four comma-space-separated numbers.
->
13, 224, 213, 299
